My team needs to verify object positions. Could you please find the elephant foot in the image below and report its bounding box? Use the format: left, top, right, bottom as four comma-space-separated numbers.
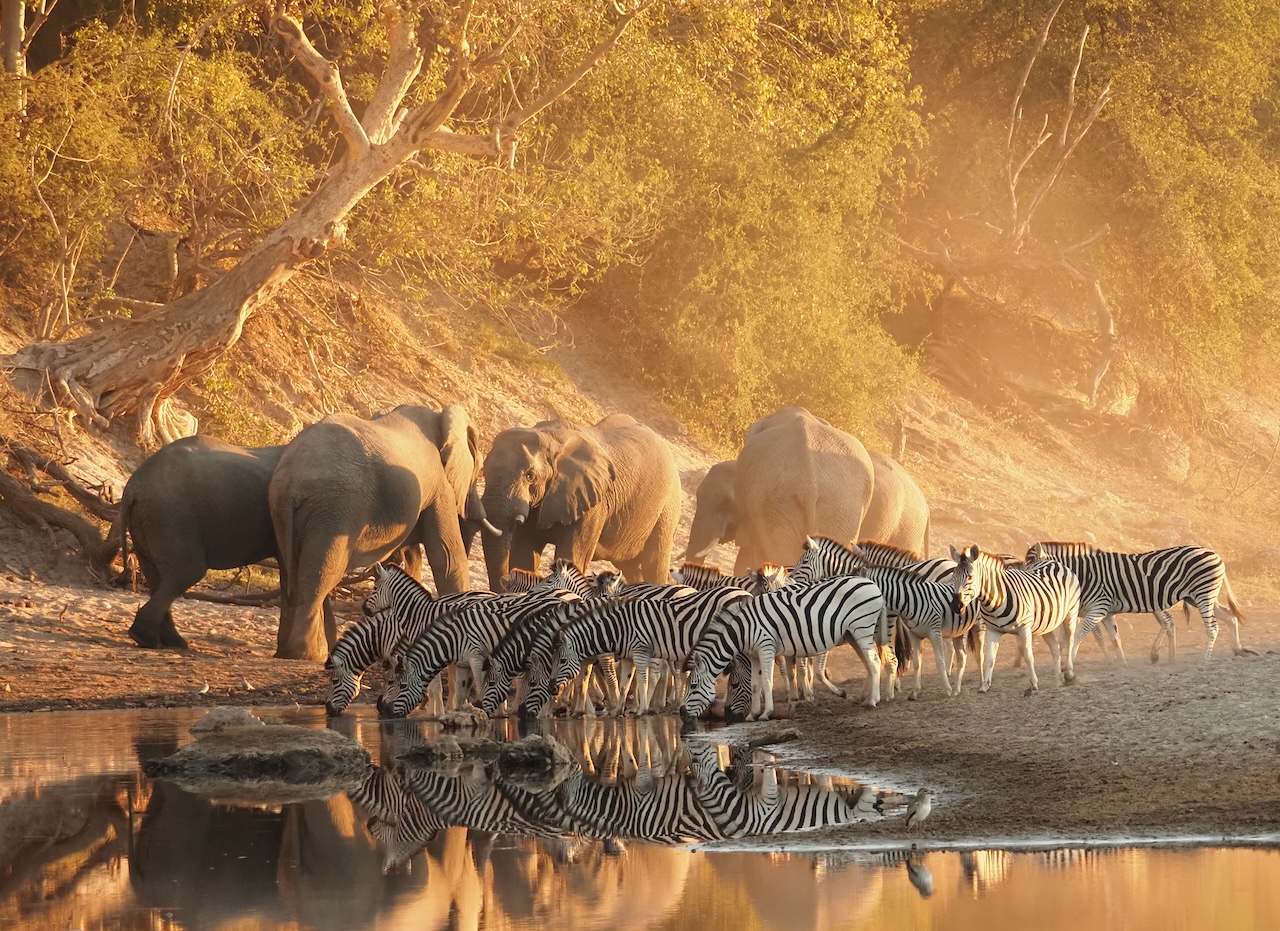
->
159, 629, 189, 650
127, 624, 162, 649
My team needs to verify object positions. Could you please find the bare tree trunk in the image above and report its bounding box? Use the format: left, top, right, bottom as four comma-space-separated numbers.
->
1, 0, 25, 77
1, 2, 650, 448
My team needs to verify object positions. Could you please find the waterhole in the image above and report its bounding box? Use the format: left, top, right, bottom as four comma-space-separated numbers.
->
1, 707, 1276, 930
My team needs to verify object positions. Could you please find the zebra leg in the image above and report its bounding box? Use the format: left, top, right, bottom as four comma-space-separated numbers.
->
951, 635, 968, 695
1101, 614, 1127, 666
909, 632, 926, 701
1018, 627, 1040, 695
880, 644, 898, 702
1196, 599, 1220, 661
1149, 610, 1176, 664
978, 628, 1001, 694
815, 651, 846, 699
1041, 630, 1063, 684
802, 655, 816, 701
928, 632, 953, 698
857, 637, 883, 709
757, 648, 778, 721
780, 656, 800, 702
634, 653, 654, 714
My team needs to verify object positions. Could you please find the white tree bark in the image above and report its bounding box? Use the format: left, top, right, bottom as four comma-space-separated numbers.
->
2, 1, 649, 447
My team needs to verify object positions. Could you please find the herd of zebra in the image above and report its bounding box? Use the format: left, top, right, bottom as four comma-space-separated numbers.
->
322, 532, 1252, 721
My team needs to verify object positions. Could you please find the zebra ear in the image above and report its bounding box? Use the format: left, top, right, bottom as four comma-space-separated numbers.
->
803, 536, 817, 551
670, 568, 684, 584
374, 563, 389, 581
948, 545, 962, 561
966, 544, 980, 560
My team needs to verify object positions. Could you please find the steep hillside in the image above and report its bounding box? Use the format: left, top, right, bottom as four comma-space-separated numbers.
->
1, 266, 1277, 609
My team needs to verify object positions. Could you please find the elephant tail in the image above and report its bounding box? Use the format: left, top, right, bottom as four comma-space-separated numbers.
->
113, 489, 133, 584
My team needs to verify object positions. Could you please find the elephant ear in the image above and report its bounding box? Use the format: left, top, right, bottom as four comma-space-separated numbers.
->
538, 433, 615, 528
439, 405, 481, 521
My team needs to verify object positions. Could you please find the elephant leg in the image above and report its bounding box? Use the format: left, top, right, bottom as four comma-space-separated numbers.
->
129, 552, 200, 650
417, 502, 470, 594
276, 538, 348, 661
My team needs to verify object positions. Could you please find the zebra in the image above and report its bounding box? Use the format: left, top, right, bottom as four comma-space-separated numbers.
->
682, 573, 890, 720
501, 568, 543, 593
949, 544, 1082, 694
551, 761, 726, 843
1024, 541, 1255, 663
526, 586, 754, 716
860, 564, 976, 699
479, 596, 599, 715
379, 587, 581, 718
854, 540, 954, 581
324, 574, 495, 715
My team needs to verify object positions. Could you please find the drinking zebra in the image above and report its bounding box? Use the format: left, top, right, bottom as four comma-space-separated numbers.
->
325, 575, 495, 715
682, 573, 890, 720
1024, 541, 1255, 663
949, 544, 1082, 694
378, 587, 581, 718
522, 586, 754, 716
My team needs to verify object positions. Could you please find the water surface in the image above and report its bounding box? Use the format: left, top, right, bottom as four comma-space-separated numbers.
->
1, 707, 1276, 930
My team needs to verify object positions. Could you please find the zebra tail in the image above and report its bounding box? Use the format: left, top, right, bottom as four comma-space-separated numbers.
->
1221, 573, 1246, 625
895, 618, 915, 671
965, 624, 980, 656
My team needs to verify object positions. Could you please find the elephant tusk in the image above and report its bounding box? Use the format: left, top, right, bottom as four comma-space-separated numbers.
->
481, 518, 504, 537
514, 514, 526, 526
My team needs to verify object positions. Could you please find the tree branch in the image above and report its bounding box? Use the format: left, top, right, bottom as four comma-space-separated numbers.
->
269, 6, 370, 161
19, 0, 61, 55
362, 1, 426, 144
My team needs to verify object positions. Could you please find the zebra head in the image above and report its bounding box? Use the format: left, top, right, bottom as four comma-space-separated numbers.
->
792, 536, 865, 584
363, 563, 414, 616
750, 563, 790, 595
591, 569, 625, 597
376, 654, 416, 718
518, 634, 560, 718
724, 653, 754, 722
324, 654, 362, 716
949, 544, 986, 614
680, 654, 720, 726
502, 568, 543, 593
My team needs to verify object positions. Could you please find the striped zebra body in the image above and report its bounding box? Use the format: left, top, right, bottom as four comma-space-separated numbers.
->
479, 596, 597, 715
864, 564, 975, 699
670, 562, 781, 595
400, 766, 571, 838
380, 588, 580, 718
857, 539, 956, 583
325, 578, 494, 715
1025, 541, 1252, 663
683, 574, 889, 720
517, 585, 700, 717
531, 587, 754, 716
950, 544, 1082, 694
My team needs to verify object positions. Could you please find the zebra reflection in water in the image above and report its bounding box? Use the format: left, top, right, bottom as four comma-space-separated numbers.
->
345, 718, 906, 866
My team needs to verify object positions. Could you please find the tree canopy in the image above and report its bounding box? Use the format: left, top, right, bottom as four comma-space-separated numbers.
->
1, 0, 1278, 447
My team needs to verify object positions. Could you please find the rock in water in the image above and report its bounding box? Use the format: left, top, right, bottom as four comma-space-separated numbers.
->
190, 707, 265, 735
495, 734, 576, 792
143, 718, 370, 803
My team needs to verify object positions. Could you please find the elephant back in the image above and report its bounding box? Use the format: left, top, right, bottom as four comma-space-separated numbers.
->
861, 451, 931, 556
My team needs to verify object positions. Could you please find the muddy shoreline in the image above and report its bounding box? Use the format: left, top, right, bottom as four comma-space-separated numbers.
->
3, 579, 1280, 845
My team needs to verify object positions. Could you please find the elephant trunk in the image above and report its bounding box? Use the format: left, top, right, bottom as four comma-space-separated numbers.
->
684, 510, 728, 565
482, 528, 512, 593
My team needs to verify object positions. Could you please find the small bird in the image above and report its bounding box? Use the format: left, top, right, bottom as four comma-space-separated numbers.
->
242, 678, 254, 691
905, 788, 932, 831
195, 682, 210, 695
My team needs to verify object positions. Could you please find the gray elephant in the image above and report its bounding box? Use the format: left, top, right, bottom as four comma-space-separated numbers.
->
113, 436, 286, 649
860, 450, 932, 556
269, 404, 489, 661
479, 414, 682, 590
686, 406, 930, 572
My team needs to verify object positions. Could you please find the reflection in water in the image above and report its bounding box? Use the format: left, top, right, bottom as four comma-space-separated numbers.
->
3, 708, 1280, 930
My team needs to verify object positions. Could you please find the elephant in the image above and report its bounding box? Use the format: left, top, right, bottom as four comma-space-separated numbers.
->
479, 413, 682, 591
685, 406, 933, 571
859, 450, 932, 556
269, 403, 490, 661
112, 436, 286, 649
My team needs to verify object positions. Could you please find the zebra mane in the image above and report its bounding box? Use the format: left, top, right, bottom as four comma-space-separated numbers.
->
502, 568, 543, 593
1026, 540, 1099, 559
856, 539, 923, 562
377, 562, 433, 596
807, 535, 856, 554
